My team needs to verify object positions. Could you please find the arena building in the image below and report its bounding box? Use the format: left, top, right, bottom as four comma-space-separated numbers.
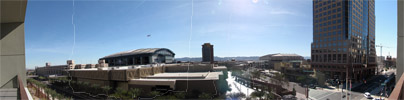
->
100, 48, 175, 67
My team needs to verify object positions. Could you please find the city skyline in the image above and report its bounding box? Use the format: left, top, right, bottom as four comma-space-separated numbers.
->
25, 0, 397, 69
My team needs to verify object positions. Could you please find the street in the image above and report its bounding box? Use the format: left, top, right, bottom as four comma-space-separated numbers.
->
284, 69, 396, 100
226, 71, 255, 97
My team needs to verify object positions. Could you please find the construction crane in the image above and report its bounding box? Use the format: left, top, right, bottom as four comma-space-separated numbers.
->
376, 44, 391, 57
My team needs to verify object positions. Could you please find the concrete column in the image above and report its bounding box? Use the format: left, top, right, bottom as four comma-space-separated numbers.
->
132, 57, 135, 65
397, 0, 404, 83
140, 57, 143, 65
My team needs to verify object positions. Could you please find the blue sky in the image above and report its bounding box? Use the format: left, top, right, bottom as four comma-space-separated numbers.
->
25, 0, 397, 69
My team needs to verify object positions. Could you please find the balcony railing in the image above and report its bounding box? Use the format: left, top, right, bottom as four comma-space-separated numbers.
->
18, 76, 29, 100
0, 75, 31, 100
389, 73, 404, 100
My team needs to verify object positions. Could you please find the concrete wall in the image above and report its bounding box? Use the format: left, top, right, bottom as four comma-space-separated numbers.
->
35, 66, 67, 77
397, 0, 404, 83
175, 80, 217, 94
76, 78, 111, 87
0, 0, 27, 88
165, 64, 212, 72
0, 22, 26, 88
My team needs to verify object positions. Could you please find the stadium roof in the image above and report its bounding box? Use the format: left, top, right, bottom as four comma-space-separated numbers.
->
100, 48, 175, 59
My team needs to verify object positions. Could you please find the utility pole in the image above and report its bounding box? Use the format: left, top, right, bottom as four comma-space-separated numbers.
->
346, 66, 349, 100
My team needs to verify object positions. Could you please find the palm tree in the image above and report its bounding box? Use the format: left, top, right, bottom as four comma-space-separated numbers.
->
56, 94, 64, 100
270, 73, 289, 89
250, 70, 262, 80
251, 91, 265, 100
250, 70, 262, 89
128, 88, 141, 99
50, 90, 57, 100
101, 86, 112, 96
292, 88, 296, 96
149, 91, 160, 98
264, 92, 274, 100
82, 82, 91, 92
110, 88, 130, 99
90, 84, 100, 95
44, 88, 50, 99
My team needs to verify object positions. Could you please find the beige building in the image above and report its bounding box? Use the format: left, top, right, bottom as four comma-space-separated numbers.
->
69, 63, 226, 97
35, 60, 108, 77
260, 53, 304, 69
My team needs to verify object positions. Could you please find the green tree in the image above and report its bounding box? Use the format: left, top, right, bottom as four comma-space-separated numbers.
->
198, 92, 212, 99
156, 95, 177, 99
128, 88, 141, 99
251, 91, 265, 100
101, 86, 112, 96
44, 88, 51, 99
264, 92, 274, 100
270, 73, 289, 89
296, 76, 306, 84
250, 70, 261, 79
292, 88, 296, 96
39, 76, 46, 80
110, 88, 130, 99
90, 84, 100, 94
149, 91, 160, 98
174, 92, 185, 99
227, 92, 246, 100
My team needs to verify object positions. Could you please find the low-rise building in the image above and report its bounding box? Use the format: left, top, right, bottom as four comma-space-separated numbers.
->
259, 53, 304, 69
246, 60, 269, 69
69, 63, 227, 97
100, 48, 175, 67
274, 60, 313, 82
35, 60, 108, 77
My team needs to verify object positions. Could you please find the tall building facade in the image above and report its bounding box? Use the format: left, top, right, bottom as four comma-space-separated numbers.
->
311, 0, 376, 81
1, 0, 28, 88
202, 43, 214, 63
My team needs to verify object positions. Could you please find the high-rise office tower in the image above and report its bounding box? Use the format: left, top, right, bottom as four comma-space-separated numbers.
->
202, 43, 214, 63
311, 0, 376, 81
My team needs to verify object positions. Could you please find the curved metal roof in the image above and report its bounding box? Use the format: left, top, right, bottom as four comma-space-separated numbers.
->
100, 48, 175, 59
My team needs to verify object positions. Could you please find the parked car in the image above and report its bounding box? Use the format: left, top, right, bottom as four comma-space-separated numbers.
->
309, 84, 316, 89
364, 92, 372, 99
372, 98, 384, 100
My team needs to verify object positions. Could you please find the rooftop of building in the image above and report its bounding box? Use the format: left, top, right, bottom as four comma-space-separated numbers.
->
100, 48, 175, 59
140, 72, 222, 80
68, 64, 157, 71
261, 53, 302, 57
128, 71, 223, 89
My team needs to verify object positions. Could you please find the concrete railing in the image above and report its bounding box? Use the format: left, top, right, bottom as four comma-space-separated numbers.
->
18, 76, 29, 100
389, 73, 404, 100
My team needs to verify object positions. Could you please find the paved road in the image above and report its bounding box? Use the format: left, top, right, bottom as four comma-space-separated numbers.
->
226, 71, 255, 96
352, 69, 396, 94
309, 89, 369, 100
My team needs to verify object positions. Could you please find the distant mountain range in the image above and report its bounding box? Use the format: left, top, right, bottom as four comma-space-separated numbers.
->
175, 56, 311, 62
175, 56, 260, 62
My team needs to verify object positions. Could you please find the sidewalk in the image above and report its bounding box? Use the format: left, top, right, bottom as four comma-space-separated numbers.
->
295, 92, 314, 100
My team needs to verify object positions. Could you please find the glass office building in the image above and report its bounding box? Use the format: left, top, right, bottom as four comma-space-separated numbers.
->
311, 0, 376, 81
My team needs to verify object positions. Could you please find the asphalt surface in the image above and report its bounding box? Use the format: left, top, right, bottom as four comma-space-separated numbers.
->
352, 69, 396, 93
